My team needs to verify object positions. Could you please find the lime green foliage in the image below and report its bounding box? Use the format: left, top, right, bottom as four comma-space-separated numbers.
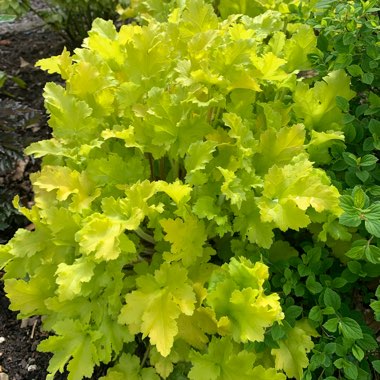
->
0, 1, 361, 379
118, 0, 316, 23
271, 320, 317, 380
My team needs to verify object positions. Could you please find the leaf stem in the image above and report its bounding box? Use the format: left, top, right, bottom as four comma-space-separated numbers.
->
135, 227, 155, 245
141, 343, 151, 368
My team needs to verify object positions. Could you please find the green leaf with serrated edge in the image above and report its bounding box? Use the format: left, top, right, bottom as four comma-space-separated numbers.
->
284, 24, 318, 71
176, 308, 218, 350
207, 258, 283, 343
119, 263, 196, 357
39, 319, 99, 380
4, 275, 54, 317
352, 344, 364, 361
293, 70, 356, 132
75, 214, 135, 262
189, 336, 285, 380
364, 245, 380, 264
309, 306, 323, 323
100, 353, 160, 380
271, 320, 317, 380
323, 288, 341, 311
149, 342, 189, 379
373, 360, 380, 374
255, 124, 306, 174
161, 215, 209, 267
258, 155, 341, 232
43, 83, 100, 143
55, 258, 95, 301
323, 318, 338, 333
338, 317, 363, 340
233, 198, 275, 248
307, 130, 344, 164
306, 275, 323, 294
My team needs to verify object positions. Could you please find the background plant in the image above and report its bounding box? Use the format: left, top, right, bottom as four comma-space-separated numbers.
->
0, 0, 127, 47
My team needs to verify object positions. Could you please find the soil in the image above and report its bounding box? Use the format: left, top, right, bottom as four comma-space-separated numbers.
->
0, 3, 109, 379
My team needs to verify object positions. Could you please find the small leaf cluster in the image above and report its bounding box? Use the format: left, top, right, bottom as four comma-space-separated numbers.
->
267, 242, 380, 380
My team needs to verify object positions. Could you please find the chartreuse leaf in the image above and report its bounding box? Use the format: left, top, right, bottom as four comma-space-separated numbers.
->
271, 320, 317, 380
251, 52, 288, 81
33, 165, 81, 202
43, 83, 100, 143
189, 336, 286, 380
176, 307, 218, 349
55, 258, 96, 301
258, 155, 341, 231
36, 47, 73, 79
101, 353, 159, 380
5, 274, 54, 317
207, 258, 284, 342
255, 124, 306, 174
161, 215, 210, 266
75, 213, 136, 262
119, 263, 196, 356
38, 319, 101, 380
149, 341, 190, 379
307, 130, 345, 164
234, 198, 275, 248
293, 70, 356, 131
284, 24, 318, 71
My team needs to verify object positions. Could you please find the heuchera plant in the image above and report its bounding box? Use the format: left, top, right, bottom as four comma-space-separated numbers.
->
0, 1, 356, 378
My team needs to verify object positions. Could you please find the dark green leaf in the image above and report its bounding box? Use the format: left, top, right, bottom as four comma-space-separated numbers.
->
306, 275, 323, 294
352, 344, 364, 361
285, 305, 303, 322
359, 154, 378, 167
331, 277, 347, 288
358, 333, 378, 350
339, 317, 363, 340
346, 245, 365, 260
364, 245, 380, 264
336, 96, 349, 112
323, 288, 341, 310
369, 119, 380, 135
356, 170, 370, 182
309, 305, 323, 322
373, 360, 380, 374
324, 342, 336, 354
270, 324, 286, 340
323, 317, 338, 333
343, 360, 358, 380
342, 152, 357, 167
362, 72, 374, 84
347, 64, 363, 77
